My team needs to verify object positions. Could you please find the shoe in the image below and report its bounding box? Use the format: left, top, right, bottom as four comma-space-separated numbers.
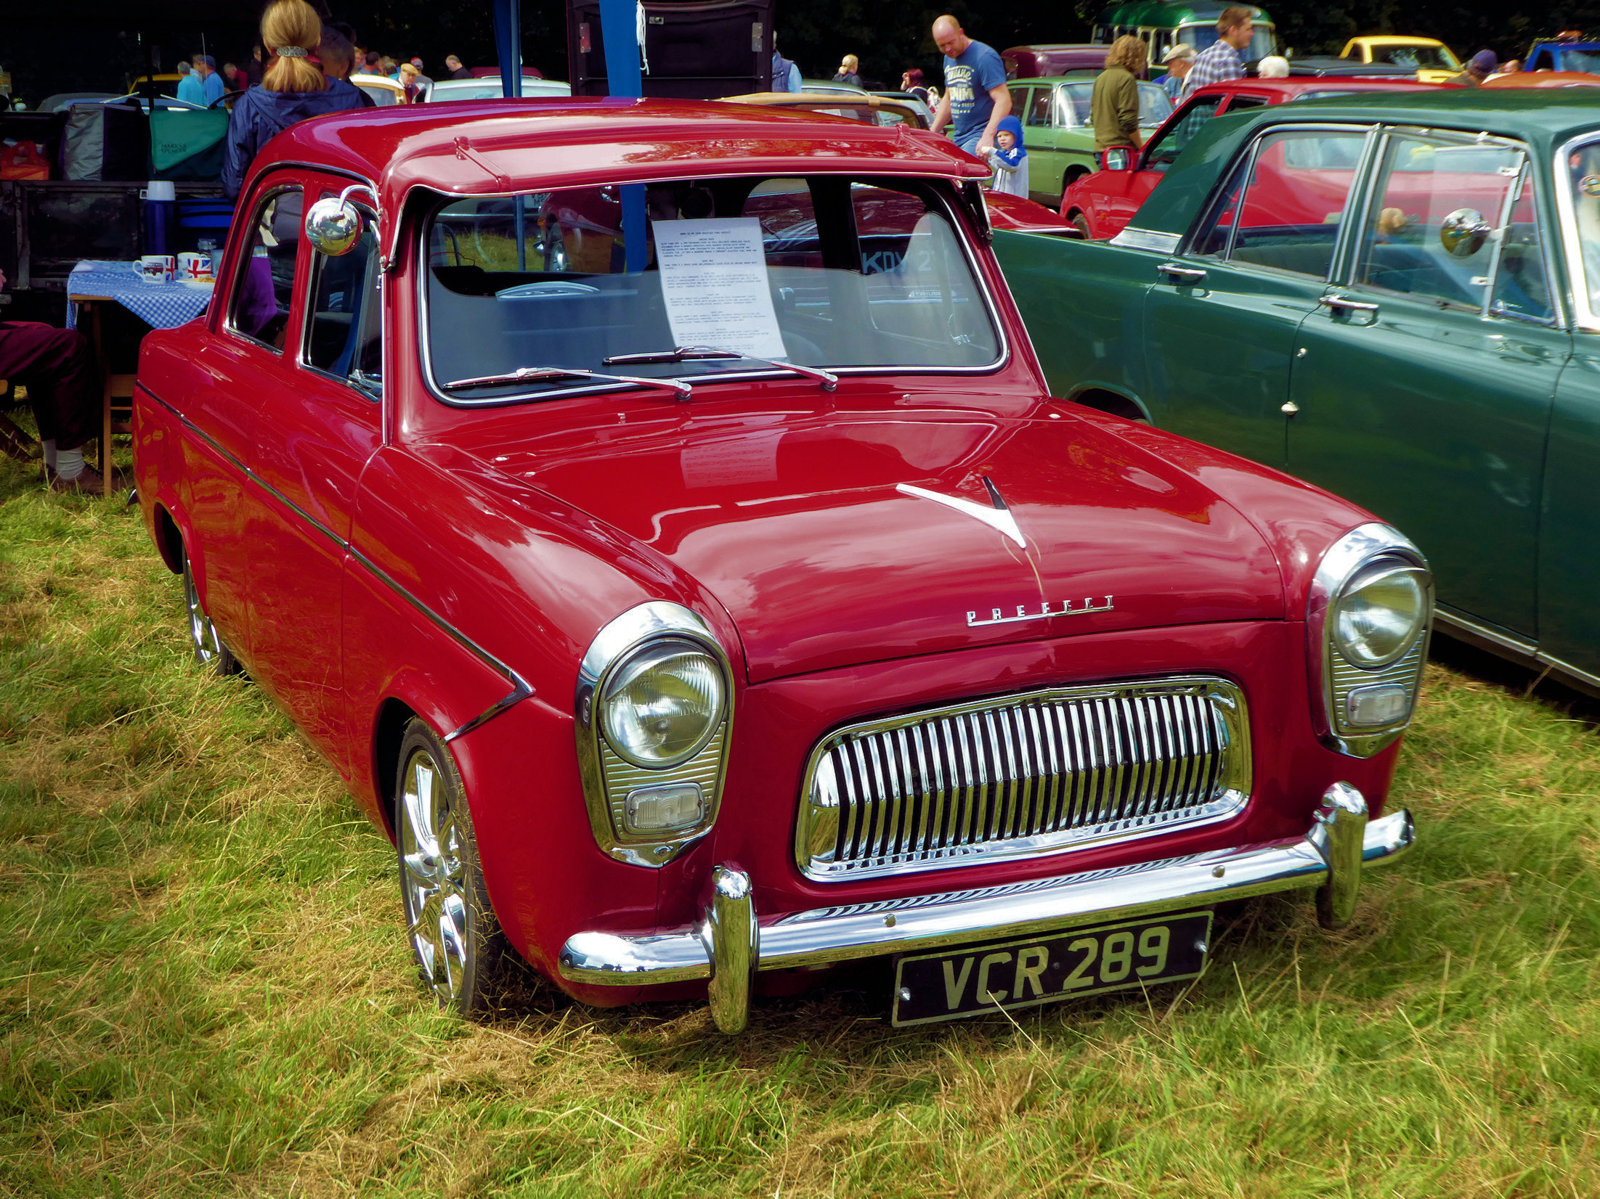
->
48, 463, 110, 494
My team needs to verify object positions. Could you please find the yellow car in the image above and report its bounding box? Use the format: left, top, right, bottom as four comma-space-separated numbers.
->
1341, 36, 1463, 83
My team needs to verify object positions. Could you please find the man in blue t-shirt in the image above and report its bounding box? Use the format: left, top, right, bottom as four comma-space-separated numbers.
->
929, 15, 1011, 158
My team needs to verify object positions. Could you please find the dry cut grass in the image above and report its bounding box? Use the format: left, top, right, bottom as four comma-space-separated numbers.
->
2, 445, 1599, 1198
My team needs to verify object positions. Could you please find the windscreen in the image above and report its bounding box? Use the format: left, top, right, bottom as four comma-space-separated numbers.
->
423, 176, 1001, 400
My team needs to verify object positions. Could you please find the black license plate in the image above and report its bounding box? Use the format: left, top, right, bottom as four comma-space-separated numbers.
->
891, 911, 1212, 1027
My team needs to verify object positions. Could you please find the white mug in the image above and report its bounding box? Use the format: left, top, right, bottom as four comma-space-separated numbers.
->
134, 254, 176, 283
177, 251, 213, 281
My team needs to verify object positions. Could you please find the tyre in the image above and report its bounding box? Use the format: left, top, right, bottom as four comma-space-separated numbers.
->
181, 542, 242, 676
1069, 211, 1092, 238
395, 718, 508, 1017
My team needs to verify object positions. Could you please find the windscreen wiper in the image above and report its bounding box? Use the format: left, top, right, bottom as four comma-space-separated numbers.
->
443, 365, 693, 402
603, 346, 838, 392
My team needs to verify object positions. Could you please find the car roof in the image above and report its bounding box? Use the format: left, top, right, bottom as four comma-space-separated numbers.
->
1192, 77, 1443, 99
251, 97, 990, 255
1131, 89, 1600, 237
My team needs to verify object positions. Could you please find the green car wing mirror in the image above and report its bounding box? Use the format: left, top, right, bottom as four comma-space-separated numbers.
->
1440, 207, 1492, 257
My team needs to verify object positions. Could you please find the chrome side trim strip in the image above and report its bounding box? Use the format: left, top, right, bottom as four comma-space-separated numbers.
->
557, 802, 1415, 996
143, 383, 534, 738
1433, 609, 1600, 697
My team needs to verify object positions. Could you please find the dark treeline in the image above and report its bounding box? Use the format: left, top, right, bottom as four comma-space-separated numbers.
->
6, 0, 1600, 106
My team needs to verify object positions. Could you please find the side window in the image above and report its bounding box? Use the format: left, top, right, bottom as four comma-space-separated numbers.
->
1491, 171, 1554, 323
1353, 133, 1541, 315
305, 221, 382, 385
1022, 89, 1051, 129
1144, 95, 1225, 170
228, 187, 302, 348
1191, 129, 1365, 277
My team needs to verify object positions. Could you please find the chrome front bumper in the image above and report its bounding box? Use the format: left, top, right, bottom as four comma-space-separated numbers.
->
559, 784, 1414, 1033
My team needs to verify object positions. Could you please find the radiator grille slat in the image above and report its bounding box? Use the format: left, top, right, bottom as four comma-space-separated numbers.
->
798, 677, 1251, 881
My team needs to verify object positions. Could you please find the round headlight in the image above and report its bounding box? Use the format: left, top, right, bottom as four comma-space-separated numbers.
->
1333, 561, 1428, 668
599, 638, 726, 768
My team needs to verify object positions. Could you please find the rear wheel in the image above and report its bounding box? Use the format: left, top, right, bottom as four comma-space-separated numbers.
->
395, 719, 508, 1016
180, 542, 241, 676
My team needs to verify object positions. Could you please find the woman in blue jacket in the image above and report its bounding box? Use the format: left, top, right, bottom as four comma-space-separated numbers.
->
223, 0, 365, 199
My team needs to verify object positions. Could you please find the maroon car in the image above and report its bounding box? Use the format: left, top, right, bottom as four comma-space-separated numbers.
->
133, 99, 1427, 1032
1061, 76, 1442, 238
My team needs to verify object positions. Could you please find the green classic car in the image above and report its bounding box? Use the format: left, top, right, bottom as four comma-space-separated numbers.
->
1009, 76, 1173, 207
998, 91, 1600, 691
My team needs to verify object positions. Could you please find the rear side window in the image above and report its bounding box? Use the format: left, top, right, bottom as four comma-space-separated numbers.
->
1352, 133, 1550, 318
1190, 128, 1367, 278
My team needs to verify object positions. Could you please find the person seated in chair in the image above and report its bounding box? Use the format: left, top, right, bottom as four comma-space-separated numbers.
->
0, 269, 106, 493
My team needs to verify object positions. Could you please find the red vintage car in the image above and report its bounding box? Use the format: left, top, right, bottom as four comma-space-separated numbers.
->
1061, 76, 1441, 238
133, 99, 1427, 1032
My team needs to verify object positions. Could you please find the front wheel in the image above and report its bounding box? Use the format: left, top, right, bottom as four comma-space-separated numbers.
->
1068, 211, 1092, 238
396, 719, 508, 1017
181, 543, 241, 676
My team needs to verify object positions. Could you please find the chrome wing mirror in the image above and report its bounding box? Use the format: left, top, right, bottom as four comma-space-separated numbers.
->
1439, 208, 1491, 258
305, 184, 374, 256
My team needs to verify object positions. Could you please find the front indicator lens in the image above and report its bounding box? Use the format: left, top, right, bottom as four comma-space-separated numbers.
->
1345, 683, 1413, 727
600, 638, 726, 768
1333, 563, 1428, 668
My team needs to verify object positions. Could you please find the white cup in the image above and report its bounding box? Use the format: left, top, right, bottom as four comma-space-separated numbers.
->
142, 180, 177, 202
177, 251, 213, 281
134, 254, 176, 283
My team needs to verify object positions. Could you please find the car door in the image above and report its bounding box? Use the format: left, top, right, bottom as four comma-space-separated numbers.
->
244, 175, 385, 756
1138, 124, 1374, 467
1284, 131, 1566, 641
187, 179, 312, 664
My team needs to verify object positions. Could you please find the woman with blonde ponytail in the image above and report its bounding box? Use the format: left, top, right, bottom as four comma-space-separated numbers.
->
222, 0, 366, 197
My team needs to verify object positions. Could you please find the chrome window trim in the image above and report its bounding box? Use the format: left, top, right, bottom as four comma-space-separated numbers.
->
794, 675, 1252, 883
574, 601, 735, 868
1553, 132, 1600, 333
142, 381, 531, 740
413, 173, 1011, 409
1111, 227, 1180, 254
1307, 522, 1433, 758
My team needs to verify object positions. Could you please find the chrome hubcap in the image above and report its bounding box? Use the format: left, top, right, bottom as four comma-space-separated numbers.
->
399, 748, 469, 1006
183, 556, 222, 663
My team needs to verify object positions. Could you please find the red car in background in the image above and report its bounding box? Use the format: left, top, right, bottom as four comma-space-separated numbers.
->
1060, 77, 1442, 238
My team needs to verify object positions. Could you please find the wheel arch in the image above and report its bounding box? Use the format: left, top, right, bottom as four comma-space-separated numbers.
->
151, 504, 184, 575
372, 696, 423, 841
1064, 386, 1152, 423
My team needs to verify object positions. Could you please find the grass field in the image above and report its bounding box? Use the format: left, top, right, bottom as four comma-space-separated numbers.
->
3, 446, 1599, 1198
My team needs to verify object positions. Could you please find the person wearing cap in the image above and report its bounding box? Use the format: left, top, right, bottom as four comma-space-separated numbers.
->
1449, 50, 1498, 87
1160, 43, 1195, 100
194, 54, 226, 105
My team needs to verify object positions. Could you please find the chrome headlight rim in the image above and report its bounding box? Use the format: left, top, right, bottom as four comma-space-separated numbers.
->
1331, 558, 1431, 670
575, 601, 735, 867
1309, 523, 1434, 758
597, 635, 728, 769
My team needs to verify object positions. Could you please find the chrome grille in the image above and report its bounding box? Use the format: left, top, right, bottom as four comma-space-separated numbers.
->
796, 677, 1249, 881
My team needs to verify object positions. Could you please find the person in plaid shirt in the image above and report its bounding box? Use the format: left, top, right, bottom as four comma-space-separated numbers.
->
1180, 6, 1255, 101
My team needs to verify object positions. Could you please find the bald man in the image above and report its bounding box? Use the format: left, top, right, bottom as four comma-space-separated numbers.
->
929, 14, 1011, 158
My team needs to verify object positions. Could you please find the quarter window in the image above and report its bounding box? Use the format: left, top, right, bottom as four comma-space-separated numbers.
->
228, 188, 302, 349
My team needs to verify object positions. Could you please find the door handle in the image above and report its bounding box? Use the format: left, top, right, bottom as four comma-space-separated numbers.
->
1157, 262, 1207, 285
1317, 294, 1379, 313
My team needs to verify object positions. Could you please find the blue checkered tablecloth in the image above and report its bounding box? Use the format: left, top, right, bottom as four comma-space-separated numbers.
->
67, 260, 214, 331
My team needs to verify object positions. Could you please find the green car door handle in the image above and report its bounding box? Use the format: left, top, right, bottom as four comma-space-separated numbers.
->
1317, 294, 1380, 314
1157, 262, 1207, 286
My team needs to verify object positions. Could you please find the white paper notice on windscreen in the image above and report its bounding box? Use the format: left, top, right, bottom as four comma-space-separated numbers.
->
653, 217, 788, 360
